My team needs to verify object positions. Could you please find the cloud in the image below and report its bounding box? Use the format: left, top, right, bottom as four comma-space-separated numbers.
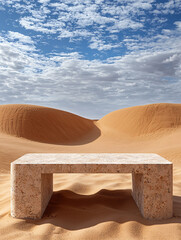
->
155, 0, 181, 14
0, 28, 181, 118
2, 0, 178, 52
107, 19, 143, 33
0, 0, 153, 42
0, 1, 181, 118
38, 0, 50, 4
174, 21, 181, 29
7, 31, 34, 44
89, 36, 122, 51
19, 17, 58, 34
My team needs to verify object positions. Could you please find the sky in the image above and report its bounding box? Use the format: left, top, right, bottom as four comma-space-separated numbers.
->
0, 0, 181, 119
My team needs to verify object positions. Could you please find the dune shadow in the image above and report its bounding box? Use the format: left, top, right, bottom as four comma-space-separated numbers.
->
60, 124, 101, 146
173, 195, 181, 217
24, 122, 101, 146
29, 190, 181, 230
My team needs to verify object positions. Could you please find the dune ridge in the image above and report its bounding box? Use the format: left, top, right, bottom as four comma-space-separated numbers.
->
0, 104, 97, 144
98, 103, 181, 137
0, 103, 181, 145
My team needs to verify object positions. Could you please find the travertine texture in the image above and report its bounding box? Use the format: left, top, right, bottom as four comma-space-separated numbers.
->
11, 153, 173, 220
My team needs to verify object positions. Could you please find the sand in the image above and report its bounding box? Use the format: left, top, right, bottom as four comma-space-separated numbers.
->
0, 103, 181, 240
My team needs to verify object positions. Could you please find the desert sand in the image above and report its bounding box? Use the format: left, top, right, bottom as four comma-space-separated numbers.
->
0, 103, 181, 240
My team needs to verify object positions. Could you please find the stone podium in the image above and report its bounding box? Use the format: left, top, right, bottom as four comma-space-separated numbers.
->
11, 153, 173, 220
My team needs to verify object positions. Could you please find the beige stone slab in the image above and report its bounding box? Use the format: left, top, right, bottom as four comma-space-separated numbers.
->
12, 153, 171, 164
11, 153, 173, 220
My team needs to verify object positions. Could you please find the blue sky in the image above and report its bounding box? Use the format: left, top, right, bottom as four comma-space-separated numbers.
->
0, 0, 181, 118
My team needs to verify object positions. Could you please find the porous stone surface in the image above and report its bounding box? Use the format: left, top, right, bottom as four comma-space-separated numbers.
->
11, 153, 173, 220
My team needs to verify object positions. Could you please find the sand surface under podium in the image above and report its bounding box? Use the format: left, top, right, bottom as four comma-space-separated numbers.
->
0, 103, 181, 240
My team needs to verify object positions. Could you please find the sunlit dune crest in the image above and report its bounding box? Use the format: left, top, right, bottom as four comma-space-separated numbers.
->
98, 103, 181, 137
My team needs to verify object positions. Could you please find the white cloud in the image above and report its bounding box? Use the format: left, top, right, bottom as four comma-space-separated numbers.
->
7, 31, 34, 44
174, 21, 181, 29
38, 0, 50, 4
0, 0, 181, 117
0, 29, 181, 118
107, 19, 143, 33
19, 16, 58, 34
1, 0, 152, 43
2, 0, 177, 53
132, 1, 153, 10
155, 0, 181, 14
89, 37, 121, 51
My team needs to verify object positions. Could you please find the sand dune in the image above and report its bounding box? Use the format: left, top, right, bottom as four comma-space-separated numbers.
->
1, 103, 181, 144
0, 104, 98, 144
0, 103, 181, 240
98, 103, 181, 138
